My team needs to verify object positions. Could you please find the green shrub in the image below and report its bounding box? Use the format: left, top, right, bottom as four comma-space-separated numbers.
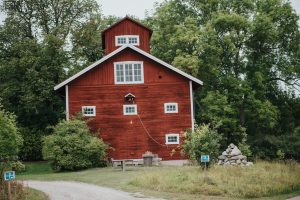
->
183, 124, 222, 165
19, 128, 43, 161
42, 118, 108, 171
0, 105, 23, 160
11, 161, 26, 172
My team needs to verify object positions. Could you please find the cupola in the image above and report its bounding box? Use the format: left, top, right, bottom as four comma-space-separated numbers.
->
101, 16, 152, 55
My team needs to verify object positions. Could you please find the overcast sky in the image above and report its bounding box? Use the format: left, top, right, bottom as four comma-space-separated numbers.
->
99, 0, 300, 18
0, 0, 299, 23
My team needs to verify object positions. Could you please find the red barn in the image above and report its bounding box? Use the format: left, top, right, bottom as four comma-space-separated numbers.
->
54, 17, 203, 161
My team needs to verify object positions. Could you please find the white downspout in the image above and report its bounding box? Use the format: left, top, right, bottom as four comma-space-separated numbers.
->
189, 81, 194, 132
65, 85, 69, 120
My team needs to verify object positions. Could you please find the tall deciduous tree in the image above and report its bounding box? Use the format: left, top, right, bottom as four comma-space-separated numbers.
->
147, 0, 300, 159
0, 0, 104, 160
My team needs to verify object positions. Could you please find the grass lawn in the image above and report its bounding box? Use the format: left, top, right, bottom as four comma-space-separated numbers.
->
26, 187, 49, 200
17, 161, 300, 200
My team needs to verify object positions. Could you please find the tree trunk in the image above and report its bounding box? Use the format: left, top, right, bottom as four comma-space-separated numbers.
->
239, 103, 245, 126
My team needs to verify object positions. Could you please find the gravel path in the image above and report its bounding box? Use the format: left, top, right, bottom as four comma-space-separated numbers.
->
25, 180, 163, 200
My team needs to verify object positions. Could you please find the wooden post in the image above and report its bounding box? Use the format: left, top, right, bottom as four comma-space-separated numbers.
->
122, 160, 125, 172
7, 181, 11, 200
204, 162, 208, 180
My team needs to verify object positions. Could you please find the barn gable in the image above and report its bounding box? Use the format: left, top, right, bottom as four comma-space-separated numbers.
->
54, 45, 203, 90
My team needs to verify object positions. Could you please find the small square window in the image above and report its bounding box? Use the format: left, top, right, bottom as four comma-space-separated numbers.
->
164, 103, 178, 113
123, 105, 137, 115
82, 106, 96, 117
166, 134, 179, 144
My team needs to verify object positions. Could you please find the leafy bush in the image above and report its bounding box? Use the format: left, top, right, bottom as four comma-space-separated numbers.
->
19, 128, 43, 161
42, 118, 108, 171
0, 105, 23, 160
11, 161, 26, 172
183, 124, 222, 165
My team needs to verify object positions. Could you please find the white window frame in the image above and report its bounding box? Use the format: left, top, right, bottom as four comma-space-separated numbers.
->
82, 106, 96, 117
115, 35, 140, 46
164, 103, 178, 113
165, 134, 180, 144
123, 104, 137, 115
114, 61, 144, 84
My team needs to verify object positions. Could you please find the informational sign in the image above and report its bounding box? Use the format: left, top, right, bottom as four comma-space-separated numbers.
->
4, 171, 15, 181
201, 155, 210, 163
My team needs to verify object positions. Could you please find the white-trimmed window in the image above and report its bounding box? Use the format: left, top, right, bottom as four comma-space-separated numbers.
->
114, 61, 144, 84
164, 103, 178, 113
123, 105, 137, 115
115, 35, 139, 46
82, 106, 96, 117
165, 134, 180, 144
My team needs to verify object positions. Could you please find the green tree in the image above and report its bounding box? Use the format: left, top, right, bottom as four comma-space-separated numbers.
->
43, 118, 108, 171
71, 15, 119, 66
0, 0, 105, 160
148, 0, 300, 159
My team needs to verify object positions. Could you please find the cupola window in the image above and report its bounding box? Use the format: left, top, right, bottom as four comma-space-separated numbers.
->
115, 35, 139, 46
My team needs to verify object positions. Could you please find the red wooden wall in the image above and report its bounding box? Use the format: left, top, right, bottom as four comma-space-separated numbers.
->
68, 49, 192, 160
102, 18, 151, 54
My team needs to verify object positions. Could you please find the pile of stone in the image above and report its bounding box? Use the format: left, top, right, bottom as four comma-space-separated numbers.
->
218, 143, 253, 166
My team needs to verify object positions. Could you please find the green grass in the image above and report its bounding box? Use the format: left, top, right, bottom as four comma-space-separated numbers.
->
18, 161, 300, 200
129, 162, 300, 198
26, 187, 49, 200
21, 161, 54, 175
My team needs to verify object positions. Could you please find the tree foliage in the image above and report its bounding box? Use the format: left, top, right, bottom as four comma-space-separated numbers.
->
43, 118, 108, 171
0, 0, 299, 162
183, 124, 222, 165
147, 0, 300, 160
0, 104, 22, 160
0, 0, 113, 160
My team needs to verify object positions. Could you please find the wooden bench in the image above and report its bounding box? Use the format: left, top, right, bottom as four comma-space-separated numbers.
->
111, 159, 134, 171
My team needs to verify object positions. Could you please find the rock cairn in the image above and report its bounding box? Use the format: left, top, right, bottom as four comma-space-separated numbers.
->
218, 143, 253, 166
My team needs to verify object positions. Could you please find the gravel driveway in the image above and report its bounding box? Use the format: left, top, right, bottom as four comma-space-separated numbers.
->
25, 181, 163, 200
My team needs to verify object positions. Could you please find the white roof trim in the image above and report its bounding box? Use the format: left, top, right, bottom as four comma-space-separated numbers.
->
125, 93, 136, 98
54, 45, 203, 90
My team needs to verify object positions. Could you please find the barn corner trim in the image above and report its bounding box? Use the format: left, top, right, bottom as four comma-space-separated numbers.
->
54, 45, 203, 91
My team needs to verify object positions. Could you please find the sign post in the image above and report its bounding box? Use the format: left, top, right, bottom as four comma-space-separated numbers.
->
200, 155, 210, 178
4, 171, 16, 200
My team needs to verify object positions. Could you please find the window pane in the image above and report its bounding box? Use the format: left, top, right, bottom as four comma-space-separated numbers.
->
124, 105, 136, 115
125, 64, 133, 82
117, 37, 126, 44
168, 136, 178, 143
82, 106, 95, 116
165, 103, 178, 113
134, 64, 141, 81
129, 37, 138, 44
116, 64, 124, 82
115, 62, 143, 84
